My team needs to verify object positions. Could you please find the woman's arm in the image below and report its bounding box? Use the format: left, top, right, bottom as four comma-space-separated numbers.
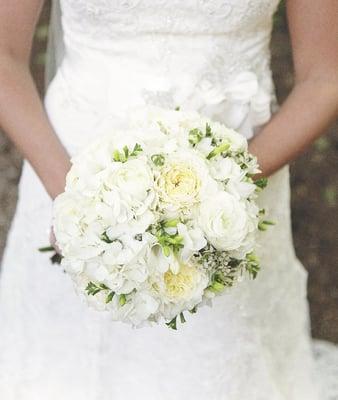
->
0, 1, 71, 199
249, 0, 338, 177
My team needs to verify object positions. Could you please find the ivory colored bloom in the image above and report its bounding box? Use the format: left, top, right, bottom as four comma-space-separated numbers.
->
155, 151, 217, 215
198, 192, 251, 251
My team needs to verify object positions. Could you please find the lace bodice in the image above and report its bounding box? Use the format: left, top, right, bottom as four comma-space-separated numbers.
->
48, 0, 281, 149
61, 0, 280, 38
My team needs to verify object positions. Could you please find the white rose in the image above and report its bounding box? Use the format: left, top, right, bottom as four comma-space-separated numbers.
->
198, 192, 251, 251
155, 150, 217, 216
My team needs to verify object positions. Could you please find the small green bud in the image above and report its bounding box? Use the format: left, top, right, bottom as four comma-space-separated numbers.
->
205, 123, 212, 137
188, 128, 204, 145
106, 291, 115, 304
113, 150, 121, 162
163, 219, 180, 228
119, 294, 127, 306
206, 142, 230, 160
246, 253, 259, 263
162, 245, 171, 257
210, 280, 225, 293
151, 154, 165, 166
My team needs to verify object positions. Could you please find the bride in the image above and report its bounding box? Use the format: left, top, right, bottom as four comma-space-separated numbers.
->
0, 1, 337, 399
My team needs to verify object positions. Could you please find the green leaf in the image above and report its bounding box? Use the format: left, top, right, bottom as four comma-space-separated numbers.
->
246, 252, 260, 279
179, 312, 186, 324
119, 294, 127, 306
106, 291, 115, 304
130, 143, 143, 157
86, 282, 110, 296
175, 106, 180, 111
100, 231, 113, 243
189, 306, 197, 314
205, 123, 212, 137
163, 219, 180, 228
166, 316, 177, 330
258, 220, 276, 231
38, 246, 55, 253
254, 177, 268, 189
123, 145, 129, 159
209, 280, 225, 294
206, 142, 230, 160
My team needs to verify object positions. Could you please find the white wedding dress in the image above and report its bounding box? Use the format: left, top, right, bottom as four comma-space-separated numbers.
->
0, 1, 337, 399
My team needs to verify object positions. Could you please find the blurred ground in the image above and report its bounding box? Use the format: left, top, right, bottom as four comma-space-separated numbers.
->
0, 2, 337, 342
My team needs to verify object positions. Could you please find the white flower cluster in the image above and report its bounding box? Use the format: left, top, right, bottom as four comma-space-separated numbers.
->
53, 107, 268, 328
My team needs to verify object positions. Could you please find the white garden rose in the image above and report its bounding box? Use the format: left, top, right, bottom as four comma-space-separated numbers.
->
155, 150, 217, 216
198, 192, 252, 251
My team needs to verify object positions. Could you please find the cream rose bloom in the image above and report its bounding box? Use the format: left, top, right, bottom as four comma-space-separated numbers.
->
155, 150, 217, 216
152, 257, 209, 320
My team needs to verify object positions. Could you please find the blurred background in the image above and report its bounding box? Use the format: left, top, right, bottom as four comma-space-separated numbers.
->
0, 1, 337, 342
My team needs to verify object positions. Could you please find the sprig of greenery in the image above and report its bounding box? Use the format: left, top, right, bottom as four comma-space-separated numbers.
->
113, 143, 143, 163
100, 231, 114, 243
165, 311, 187, 330
157, 231, 184, 257
258, 220, 276, 231
149, 220, 184, 257
85, 282, 121, 305
85, 281, 110, 296
245, 253, 260, 279
254, 177, 268, 190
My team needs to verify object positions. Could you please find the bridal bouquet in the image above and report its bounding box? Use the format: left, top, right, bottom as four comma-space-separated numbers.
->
53, 107, 270, 328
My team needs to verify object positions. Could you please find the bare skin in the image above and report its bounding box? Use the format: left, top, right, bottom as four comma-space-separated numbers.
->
0, 2, 337, 191
249, 0, 338, 176
0, 0, 70, 199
